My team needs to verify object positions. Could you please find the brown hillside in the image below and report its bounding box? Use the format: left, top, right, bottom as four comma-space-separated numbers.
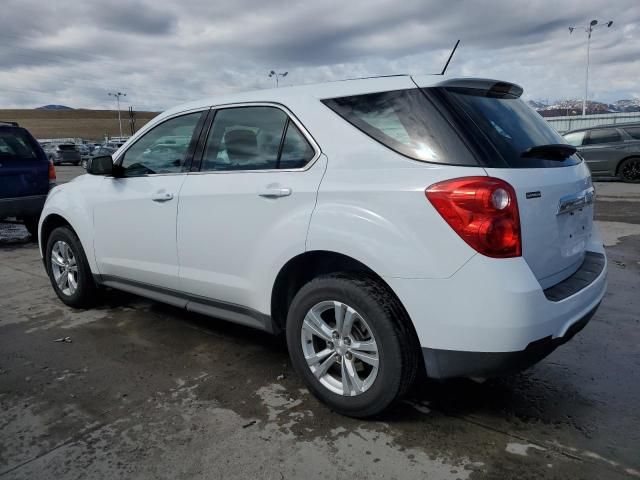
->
0, 109, 159, 141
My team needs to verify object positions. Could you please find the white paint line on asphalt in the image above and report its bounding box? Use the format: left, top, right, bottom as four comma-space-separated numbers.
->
595, 221, 640, 246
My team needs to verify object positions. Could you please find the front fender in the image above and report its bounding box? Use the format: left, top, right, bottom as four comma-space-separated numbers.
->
39, 175, 103, 274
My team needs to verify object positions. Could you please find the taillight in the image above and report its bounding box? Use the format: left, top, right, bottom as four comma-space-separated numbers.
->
425, 176, 521, 258
48, 161, 56, 182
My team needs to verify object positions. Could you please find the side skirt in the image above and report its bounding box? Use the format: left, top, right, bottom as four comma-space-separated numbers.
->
96, 275, 278, 334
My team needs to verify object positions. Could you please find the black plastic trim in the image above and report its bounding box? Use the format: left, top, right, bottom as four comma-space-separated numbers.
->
422, 302, 600, 379
543, 252, 605, 302
96, 274, 277, 334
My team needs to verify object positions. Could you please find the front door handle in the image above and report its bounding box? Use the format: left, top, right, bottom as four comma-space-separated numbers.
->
258, 186, 292, 198
151, 192, 174, 202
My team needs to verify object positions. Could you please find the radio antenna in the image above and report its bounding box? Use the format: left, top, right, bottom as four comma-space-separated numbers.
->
439, 39, 460, 75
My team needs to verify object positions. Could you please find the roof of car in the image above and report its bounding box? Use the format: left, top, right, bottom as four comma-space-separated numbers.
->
156, 74, 446, 121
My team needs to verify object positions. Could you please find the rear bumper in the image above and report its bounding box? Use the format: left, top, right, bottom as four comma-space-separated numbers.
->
422, 302, 599, 379
387, 229, 607, 378
0, 194, 47, 219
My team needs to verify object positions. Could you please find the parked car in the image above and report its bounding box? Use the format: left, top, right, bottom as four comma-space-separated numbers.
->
82, 145, 117, 169
0, 121, 56, 237
38, 77, 607, 417
44, 143, 81, 166
563, 123, 640, 182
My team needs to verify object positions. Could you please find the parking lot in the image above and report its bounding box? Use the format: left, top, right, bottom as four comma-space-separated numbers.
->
1, 166, 639, 479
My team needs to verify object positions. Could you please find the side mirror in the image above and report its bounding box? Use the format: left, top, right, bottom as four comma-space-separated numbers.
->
87, 155, 114, 175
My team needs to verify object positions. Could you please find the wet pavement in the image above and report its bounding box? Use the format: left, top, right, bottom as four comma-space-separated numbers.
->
1, 178, 639, 479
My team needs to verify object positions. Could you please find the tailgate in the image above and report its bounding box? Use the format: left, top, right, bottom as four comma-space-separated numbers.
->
488, 163, 594, 288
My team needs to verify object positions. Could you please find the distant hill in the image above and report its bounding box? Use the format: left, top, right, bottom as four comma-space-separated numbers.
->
527, 99, 640, 117
0, 109, 159, 141
36, 105, 74, 110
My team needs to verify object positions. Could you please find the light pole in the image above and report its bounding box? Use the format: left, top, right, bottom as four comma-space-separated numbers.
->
108, 91, 127, 138
268, 71, 288, 87
569, 20, 613, 117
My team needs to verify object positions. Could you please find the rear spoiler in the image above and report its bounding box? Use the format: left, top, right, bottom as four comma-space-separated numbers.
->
0, 121, 19, 127
433, 78, 523, 99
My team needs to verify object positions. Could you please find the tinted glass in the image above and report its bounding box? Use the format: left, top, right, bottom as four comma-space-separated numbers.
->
323, 89, 476, 165
442, 88, 581, 168
202, 107, 287, 171
0, 130, 39, 159
121, 112, 201, 176
623, 126, 640, 140
563, 131, 586, 146
57, 144, 76, 151
279, 123, 315, 168
585, 129, 621, 145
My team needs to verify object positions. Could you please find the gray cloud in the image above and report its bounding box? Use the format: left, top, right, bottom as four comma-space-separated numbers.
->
0, 0, 638, 110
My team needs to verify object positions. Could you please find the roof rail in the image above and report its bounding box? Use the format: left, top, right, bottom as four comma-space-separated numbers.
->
0, 121, 19, 127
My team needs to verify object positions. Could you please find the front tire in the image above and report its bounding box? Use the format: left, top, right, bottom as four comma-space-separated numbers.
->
286, 274, 418, 418
45, 226, 97, 308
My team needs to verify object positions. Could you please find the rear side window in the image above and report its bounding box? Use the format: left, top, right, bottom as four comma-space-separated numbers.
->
585, 129, 621, 145
279, 123, 315, 169
563, 131, 586, 146
322, 89, 476, 165
200, 106, 316, 172
440, 88, 581, 168
0, 130, 39, 160
622, 126, 640, 140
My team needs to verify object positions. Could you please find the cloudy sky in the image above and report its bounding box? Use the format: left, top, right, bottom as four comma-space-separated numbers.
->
1, 0, 638, 111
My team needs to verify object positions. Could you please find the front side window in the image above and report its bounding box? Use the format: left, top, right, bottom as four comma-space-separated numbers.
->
120, 112, 202, 176
201, 107, 289, 171
584, 128, 621, 145
563, 131, 586, 146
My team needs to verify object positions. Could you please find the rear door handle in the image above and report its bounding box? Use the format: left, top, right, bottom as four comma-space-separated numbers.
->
151, 192, 174, 202
258, 186, 292, 198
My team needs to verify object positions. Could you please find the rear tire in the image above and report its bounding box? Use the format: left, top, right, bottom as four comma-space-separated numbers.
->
618, 157, 640, 183
286, 273, 418, 418
45, 226, 97, 308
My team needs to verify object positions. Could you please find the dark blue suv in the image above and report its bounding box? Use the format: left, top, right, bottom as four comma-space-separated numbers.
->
0, 121, 55, 238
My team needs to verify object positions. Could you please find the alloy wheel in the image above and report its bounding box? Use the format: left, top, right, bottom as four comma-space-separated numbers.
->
620, 159, 640, 182
50, 240, 78, 296
301, 300, 379, 396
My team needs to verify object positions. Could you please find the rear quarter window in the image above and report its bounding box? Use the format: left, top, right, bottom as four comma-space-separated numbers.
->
0, 129, 40, 159
322, 89, 477, 166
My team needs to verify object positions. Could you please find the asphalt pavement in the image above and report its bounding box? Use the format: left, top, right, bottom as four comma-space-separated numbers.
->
1, 170, 639, 479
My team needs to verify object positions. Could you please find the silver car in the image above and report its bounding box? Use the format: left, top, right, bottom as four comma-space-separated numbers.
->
563, 123, 640, 183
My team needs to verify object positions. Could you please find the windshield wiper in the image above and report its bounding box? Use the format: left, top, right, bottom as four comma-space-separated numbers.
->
521, 144, 577, 161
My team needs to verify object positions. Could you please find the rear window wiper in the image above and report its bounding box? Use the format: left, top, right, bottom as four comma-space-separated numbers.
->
520, 144, 577, 161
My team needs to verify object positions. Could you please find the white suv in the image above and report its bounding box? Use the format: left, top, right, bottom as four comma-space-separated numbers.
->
39, 76, 607, 417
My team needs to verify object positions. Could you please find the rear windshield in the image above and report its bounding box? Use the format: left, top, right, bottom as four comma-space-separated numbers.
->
0, 129, 40, 159
58, 144, 77, 151
439, 88, 581, 168
623, 126, 640, 140
322, 89, 476, 165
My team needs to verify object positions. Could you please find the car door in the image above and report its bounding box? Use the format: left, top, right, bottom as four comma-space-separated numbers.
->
579, 128, 624, 175
93, 110, 207, 290
177, 105, 326, 322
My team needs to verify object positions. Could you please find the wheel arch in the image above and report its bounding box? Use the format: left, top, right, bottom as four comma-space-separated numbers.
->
270, 250, 420, 352
39, 213, 76, 256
